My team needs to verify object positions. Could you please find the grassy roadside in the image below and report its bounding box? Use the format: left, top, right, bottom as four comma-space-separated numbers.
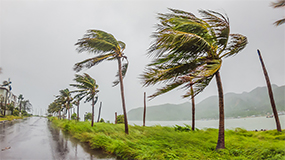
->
0, 115, 25, 121
49, 117, 285, 159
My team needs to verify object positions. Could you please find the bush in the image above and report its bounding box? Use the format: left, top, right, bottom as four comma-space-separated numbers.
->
71, 113, 77, 120
13, 110, 19, 116
84, 112, 92, 121
117, 114, 124, 124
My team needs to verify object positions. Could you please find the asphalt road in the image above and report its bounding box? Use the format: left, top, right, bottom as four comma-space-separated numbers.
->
0, 117, 115, 160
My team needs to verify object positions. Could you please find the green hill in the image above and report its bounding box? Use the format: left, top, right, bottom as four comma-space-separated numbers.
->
128, 85, 285, 121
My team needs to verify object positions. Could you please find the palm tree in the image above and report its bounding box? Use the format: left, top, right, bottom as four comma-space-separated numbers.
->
1, 79, 12, 116
141, 9, 247, 149
272, 0, 285, 26
18, 94, 24, 114
57, 89, 73, 120
257, 50, 282, 132
74, 30, 129, 134
70, 73, 99, 127
72, 97, 82, 121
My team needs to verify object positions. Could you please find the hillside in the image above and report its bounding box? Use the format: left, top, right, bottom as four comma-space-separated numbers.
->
128, 85, 285, 121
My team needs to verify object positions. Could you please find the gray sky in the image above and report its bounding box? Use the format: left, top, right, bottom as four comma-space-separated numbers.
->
1, 0, 284, 121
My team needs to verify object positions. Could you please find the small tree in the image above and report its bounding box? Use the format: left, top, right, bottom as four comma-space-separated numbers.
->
71, 113, 77, 120
117, 114, 124, 124
84, 112, 92, 121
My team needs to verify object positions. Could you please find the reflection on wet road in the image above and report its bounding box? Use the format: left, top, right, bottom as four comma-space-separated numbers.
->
0, 117, 116, 160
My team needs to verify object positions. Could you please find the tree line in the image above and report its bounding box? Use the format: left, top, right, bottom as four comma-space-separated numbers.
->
48, 5, 283, 151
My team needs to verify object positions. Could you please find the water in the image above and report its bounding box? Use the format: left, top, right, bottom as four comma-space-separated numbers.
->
129, 115, 285, 130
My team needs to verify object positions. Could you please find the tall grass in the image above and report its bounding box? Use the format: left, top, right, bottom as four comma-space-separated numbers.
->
0, 115, 24, 121
49, 117, 285, 159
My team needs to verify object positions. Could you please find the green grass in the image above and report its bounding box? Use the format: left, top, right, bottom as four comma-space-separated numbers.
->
49, 117, 285, 160
0, 115, 24, 121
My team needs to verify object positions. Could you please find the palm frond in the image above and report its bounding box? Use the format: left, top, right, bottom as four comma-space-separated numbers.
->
274, 18, 285, 26
75, 30, 118, 54
220, 34, 248, 58
118, 41, 126, 52
271, 0, 285, 8
73, 53, 114, 72
148, 80, 186, 100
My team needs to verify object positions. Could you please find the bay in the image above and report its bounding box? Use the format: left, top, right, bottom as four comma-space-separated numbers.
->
129, 115, 285, 131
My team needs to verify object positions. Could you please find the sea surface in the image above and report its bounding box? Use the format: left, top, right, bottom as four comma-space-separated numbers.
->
129, 115, 285, 130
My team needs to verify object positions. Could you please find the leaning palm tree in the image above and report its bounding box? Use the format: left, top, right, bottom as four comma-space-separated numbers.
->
271, 0, 285, 26
74, 30, 129, 134
70, 73, 99, 127
141, 9, 247, 149
257, 50, 282, 132
57, 89, 73, 120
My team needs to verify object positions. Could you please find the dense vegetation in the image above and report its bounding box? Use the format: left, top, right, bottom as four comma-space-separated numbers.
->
128, 85, 285, 121
49, 117, 285, 159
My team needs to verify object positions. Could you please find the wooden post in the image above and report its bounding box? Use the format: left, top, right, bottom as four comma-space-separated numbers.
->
115, 112, 117, 124
143, 92, 146, 126
97, 102, 102, 122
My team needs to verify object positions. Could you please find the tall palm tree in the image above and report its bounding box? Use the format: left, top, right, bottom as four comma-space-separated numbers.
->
272, 0, 285, 26
74, 30, 129, 134
57, 89, 73, 120
141, 9, 247, 149
257, 50, 282, 132
70, 73, 99, 127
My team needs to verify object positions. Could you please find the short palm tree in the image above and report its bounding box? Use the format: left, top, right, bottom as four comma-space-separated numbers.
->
70, 73, 99, 127
74, 30, 129, 134
18, 94, 24, 114
272, 0, 285, 26
57, 88, 73, 120
141, 9, 247, 149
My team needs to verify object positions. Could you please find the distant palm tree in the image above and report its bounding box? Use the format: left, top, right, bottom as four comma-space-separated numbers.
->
70, 73, 99, 127
74, 30, 129, 134
257, 50, 282, 132
72, 97, 82, 121
272, 0, 285, 26
141, 9, 247, 149
1, 79, 12, 116
57, 89, 73, 120
18, 94, 24, 114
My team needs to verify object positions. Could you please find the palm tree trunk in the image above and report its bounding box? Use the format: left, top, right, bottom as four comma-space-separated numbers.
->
215, 70, 225, 150
191, 84, 195, 131
257, 49, 281, 132
143, 92, 146, 127
4, 90, 8, 116
115, 112, 117, 124
97, 102, 102, 122
91, 98, 95, 127
77, 101, 80, 121
117, 57, 129, 134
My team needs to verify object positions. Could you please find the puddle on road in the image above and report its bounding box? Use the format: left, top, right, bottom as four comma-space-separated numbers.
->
48, 121, 117, 160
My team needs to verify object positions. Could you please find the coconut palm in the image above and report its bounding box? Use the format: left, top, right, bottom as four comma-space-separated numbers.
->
257, 50, 282, 131
18, 94, 24, 114
1, 79, 12, 116
141, 9, 247, 149
70, 73, 99, 127
74, 30, 129, 134
272, 0, 285, 26
57, 89, 73, 120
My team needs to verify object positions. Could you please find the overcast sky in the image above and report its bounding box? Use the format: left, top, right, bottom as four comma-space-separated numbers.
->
0, 0, 284, 122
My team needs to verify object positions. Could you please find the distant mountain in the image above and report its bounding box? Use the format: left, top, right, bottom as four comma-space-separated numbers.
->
128, 85, 285, 121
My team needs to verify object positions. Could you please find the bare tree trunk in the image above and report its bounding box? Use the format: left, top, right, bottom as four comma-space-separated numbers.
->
77, 101, 80, 121
91, 98, 95, 127
4, 90, 8, 116
190, 84, 195, 131
115, 112, 117, 124
257, 49, 281, 132
97, 102, 102, 122
117, 57, 129, 134
215, 71, 225, 150
143, 92, 146, 127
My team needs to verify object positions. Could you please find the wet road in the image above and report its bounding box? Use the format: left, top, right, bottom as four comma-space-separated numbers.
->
0, 117, 116, 160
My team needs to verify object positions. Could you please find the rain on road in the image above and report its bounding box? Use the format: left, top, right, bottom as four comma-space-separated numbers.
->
0, 117, 116, 160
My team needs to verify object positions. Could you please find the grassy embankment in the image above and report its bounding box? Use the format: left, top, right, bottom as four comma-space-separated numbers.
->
49, 117, 285, 159
0, 115, 24, 121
